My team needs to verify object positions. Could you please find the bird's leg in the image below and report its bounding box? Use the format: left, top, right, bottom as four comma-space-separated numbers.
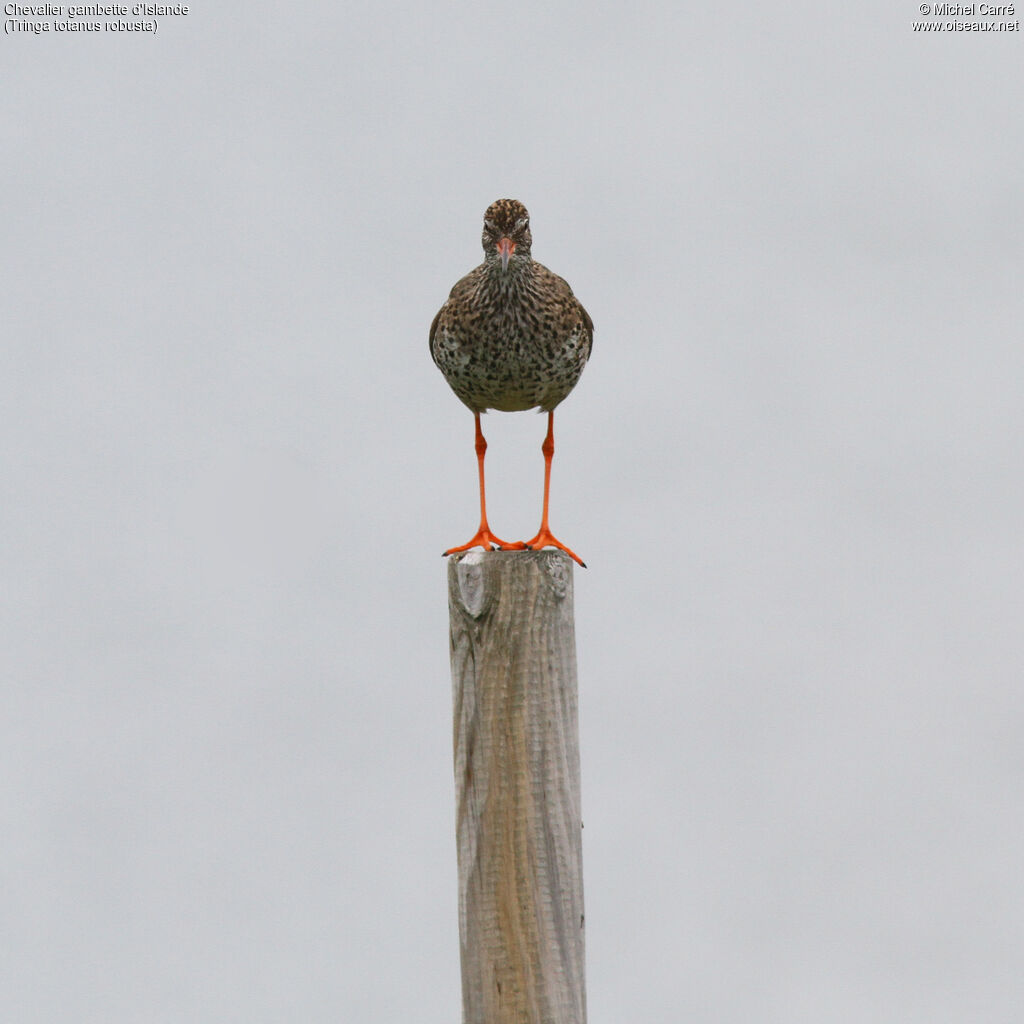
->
522, 411, 586, 567
443, 413, 526, 556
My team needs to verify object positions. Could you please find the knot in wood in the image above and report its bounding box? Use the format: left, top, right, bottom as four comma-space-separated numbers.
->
453, 551, 489, 618
543, 552, 571, 598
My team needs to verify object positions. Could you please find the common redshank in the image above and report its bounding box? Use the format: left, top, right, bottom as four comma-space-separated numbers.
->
431, 199, 593, 567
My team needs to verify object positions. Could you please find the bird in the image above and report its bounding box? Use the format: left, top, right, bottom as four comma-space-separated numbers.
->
430, 199, 593, 567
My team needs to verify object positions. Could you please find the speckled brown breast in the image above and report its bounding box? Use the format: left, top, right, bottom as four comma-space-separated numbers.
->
431, 259, 593, 414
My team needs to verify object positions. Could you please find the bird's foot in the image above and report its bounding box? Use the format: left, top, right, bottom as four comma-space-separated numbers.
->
443, 527, 528, 557
522, 528, 587, 568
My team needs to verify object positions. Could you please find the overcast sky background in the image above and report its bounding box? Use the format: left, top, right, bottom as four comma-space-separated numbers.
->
3, 3, 1022, 1021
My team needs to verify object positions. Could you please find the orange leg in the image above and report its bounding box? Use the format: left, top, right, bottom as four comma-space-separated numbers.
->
443, 413, 527, 556
522, 411, 586, 567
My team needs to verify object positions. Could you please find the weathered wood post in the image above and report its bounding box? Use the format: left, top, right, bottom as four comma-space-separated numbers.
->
447, 549, 586, 1024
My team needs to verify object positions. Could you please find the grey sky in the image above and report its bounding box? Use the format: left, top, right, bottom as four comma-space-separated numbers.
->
3, 3, 1022, 1021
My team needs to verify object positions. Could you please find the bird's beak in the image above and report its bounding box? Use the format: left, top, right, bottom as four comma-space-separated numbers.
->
498, 237, 515, 271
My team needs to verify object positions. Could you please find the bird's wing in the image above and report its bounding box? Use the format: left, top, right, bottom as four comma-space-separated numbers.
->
429, 305, 442, 361
578, 300, 594, 357
542, 264, 593, 358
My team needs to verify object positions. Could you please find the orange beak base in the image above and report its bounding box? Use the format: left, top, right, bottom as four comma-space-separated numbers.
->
498, 237, 515, 271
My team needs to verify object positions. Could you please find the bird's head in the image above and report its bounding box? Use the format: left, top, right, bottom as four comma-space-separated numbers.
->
481, 199, 532, 271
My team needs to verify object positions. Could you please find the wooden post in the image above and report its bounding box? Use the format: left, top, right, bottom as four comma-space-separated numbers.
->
447, 550, 586, 1024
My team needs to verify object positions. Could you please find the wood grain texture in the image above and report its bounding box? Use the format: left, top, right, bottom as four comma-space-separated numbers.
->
447, 550, 586, 1024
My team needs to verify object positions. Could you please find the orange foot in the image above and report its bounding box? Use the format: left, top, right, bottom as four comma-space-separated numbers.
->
443, 527, 528, 557
522, 528, 587, 568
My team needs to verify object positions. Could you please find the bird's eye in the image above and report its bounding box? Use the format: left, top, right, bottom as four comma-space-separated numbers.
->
484, 220, 498, 232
